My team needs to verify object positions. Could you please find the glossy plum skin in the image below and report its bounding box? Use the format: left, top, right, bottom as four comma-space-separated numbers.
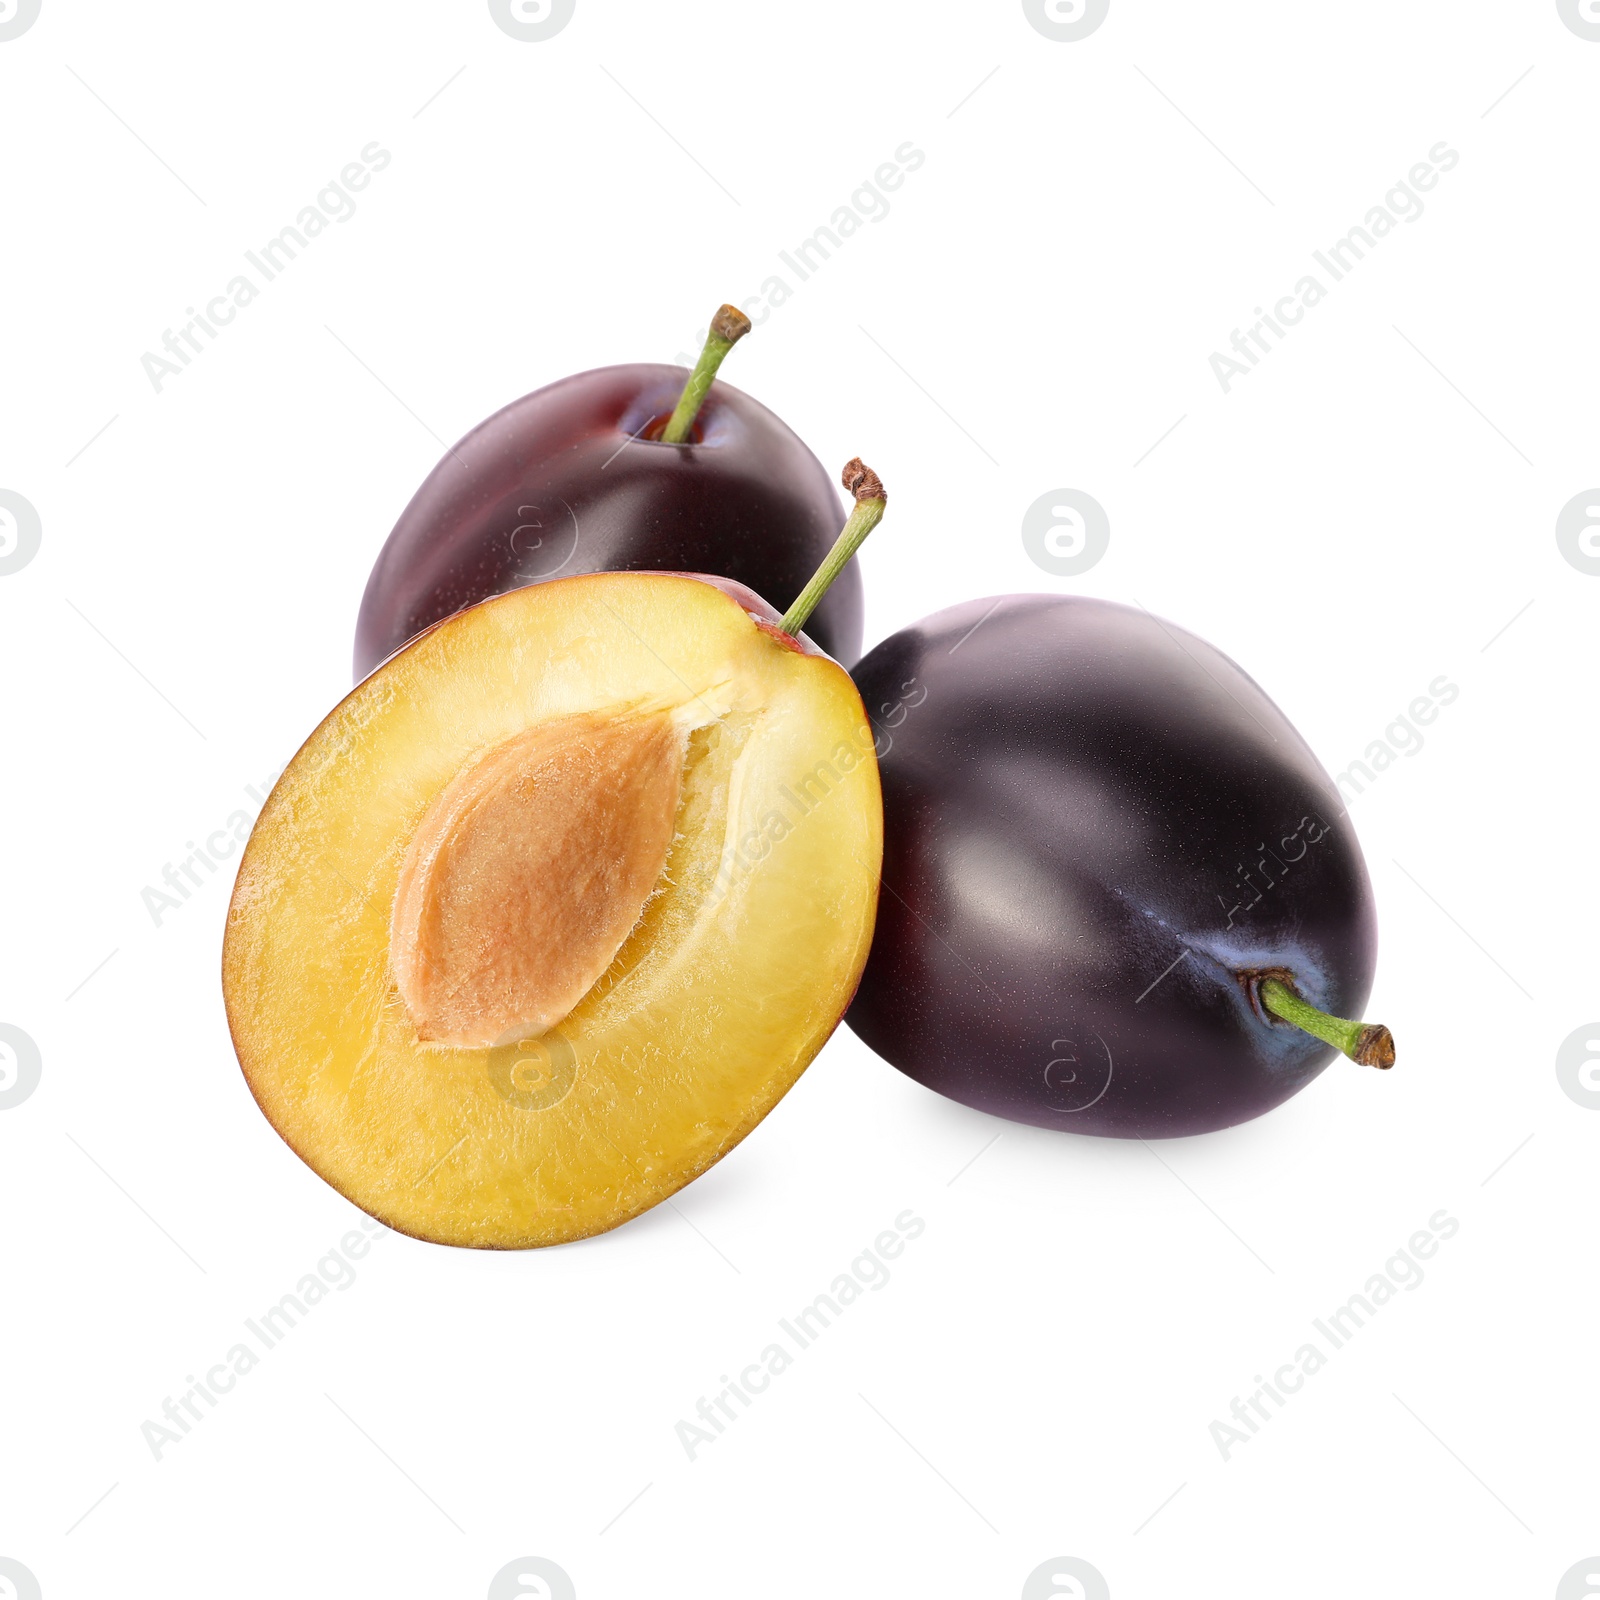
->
846, 595, 1378, 1139
353, 364, 862, 679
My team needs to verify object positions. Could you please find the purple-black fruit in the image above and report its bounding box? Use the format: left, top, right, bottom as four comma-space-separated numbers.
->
846, 594, 1393, 1139
354, 306, 863, 679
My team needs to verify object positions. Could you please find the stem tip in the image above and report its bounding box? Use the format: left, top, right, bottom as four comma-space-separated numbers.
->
1353, 1024, 1396, 1070
710, 303, 752, 344
842, 457, 885, 504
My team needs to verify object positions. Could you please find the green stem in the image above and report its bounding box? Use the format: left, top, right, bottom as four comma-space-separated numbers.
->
1260, 977, 1395, 1068
661, 304, 752, 443
780, 459, 886, 638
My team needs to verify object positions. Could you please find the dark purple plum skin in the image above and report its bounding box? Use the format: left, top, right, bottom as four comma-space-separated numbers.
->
353, 364, 862, 680
846, 595, 1378, 1139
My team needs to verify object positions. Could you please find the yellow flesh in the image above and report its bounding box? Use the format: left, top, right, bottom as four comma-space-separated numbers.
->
223, 575, 881, 1249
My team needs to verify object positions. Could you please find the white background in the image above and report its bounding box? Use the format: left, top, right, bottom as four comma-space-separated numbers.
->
1, 2, 1595, 1596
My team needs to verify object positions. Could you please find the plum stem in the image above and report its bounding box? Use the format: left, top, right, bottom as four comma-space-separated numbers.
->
661, 304, 752, 444
1260, 977, 1394, 1068
780, 460, 886, 638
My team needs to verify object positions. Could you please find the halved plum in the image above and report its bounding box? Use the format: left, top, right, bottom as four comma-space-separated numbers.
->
224, 565, 883, 1248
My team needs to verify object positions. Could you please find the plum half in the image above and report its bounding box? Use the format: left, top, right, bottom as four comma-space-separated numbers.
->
846, 594, 1393, 1139
353, 306, 864, 677
226, 469, 887, 1246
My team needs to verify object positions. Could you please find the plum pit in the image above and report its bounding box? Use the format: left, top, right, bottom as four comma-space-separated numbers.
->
390, 708, 691, 1047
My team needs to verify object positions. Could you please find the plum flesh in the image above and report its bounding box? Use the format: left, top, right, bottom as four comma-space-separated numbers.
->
353, 365, 862, 678
846, 594, 1378, 1139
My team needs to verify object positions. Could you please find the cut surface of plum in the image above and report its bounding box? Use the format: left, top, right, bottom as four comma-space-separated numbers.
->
224, 572, 882, 1249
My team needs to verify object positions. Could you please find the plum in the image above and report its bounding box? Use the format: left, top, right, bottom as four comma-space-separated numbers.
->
846, 594, 1392, 1139
353, 306, 863, 677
